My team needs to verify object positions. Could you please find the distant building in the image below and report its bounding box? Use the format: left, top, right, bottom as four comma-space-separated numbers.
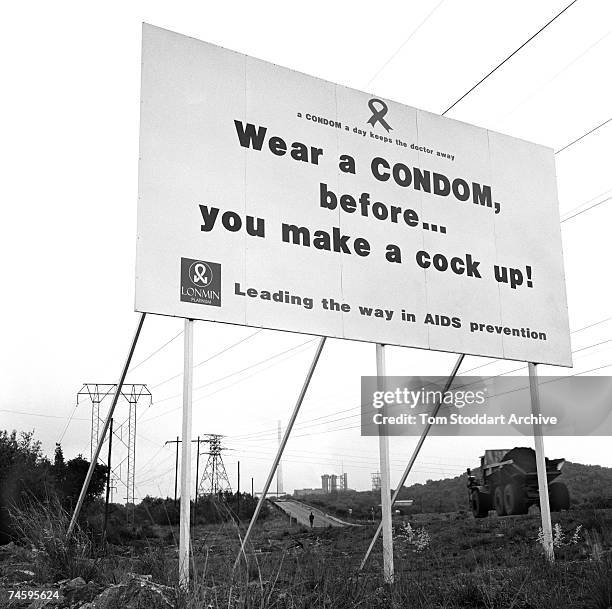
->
321, 474, 330, 493
293, 488, 324, 497
320, 472, 348, 493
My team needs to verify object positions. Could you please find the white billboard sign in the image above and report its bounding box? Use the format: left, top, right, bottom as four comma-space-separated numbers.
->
136, 24, 571, 367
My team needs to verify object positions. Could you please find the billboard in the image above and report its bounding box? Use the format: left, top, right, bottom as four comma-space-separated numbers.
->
136, 24, 571, 367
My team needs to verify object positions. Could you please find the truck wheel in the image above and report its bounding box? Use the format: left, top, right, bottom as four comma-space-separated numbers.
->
548, 482, 570, 511
471, 490, 491, 518
494, 486, 506, 516
503, 482, 527, 515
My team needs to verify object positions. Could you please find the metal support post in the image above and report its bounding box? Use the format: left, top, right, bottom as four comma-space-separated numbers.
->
233, 337, 326, 570
67, 313, 146, 537
376, 344, 394, 584
529, 362, 554, 562
360, 353, 465, 570
179, 319, 194, 587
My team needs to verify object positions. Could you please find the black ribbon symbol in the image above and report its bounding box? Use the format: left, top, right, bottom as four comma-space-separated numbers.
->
367, 98, 392, 132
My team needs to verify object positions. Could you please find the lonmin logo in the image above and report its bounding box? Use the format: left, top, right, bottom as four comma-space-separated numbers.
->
188, 261, 213, 287
180, 257, 221, 307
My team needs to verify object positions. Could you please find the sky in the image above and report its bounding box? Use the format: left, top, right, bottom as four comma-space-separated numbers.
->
1, 0, 612, 502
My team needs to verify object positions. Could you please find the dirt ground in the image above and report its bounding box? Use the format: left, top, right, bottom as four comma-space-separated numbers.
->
1, 506, 611, 608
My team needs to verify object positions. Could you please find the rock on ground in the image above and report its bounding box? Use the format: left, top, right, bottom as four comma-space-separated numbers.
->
81, 574, 174, 609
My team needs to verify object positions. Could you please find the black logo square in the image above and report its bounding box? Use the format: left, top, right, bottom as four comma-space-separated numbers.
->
180, 258, 221, 307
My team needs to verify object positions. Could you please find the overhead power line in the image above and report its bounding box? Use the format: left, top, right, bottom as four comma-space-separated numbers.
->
227, 325, 612, 443
243, 357, 612, 442
453, 338, 612, 393
152, 338, 315, 406
0, 408, 89, 422
224, 445, 467, 473
442, 0, 580, 115
134, 328, 266, 429
555, 117, 612, 154
129, 329, 183, 373
150, 328, 262, 390
460, 315, 612, 375
57, 402, 80, 444
570, 315, 612, 335
500, 30, 612, 119
140, 338, 317, 423
560, 188, 612, 221
220, 315, 612, 442
364, 0, 447, 88
561, 195, 612, 223
499, 29, 612, 122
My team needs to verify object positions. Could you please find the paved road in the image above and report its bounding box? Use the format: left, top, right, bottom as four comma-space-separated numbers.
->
275, 499, 348, 528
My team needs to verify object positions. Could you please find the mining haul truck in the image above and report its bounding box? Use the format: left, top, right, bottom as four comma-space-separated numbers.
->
467, 447, 570, 517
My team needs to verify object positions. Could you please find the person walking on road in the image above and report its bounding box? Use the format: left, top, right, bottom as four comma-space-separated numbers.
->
309, 511, 315, 528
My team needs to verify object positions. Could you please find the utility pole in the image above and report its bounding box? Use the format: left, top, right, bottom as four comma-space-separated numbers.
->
194, 436, 201, 503
166, 437, 205, 513
102, 418, 113, 544
165, 437, 180, 504
237, 461, 241, 520
192, 436, 204, 524
251, 477, 254, 497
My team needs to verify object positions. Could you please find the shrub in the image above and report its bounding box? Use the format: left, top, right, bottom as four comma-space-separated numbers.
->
584, 555, 612, 609
0, 430, 55, 543
9, 499, 100, 582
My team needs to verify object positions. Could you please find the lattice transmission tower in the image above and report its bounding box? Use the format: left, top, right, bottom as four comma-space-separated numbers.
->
371, 472, 381, 492
197, 434, 232, 497
77, 383, 151, 521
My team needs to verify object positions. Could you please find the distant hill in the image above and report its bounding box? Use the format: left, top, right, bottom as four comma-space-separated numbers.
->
300, 461, 612, 519
562, 461, 612, 508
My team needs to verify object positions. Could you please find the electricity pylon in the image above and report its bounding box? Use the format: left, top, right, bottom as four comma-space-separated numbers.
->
77, 383, 151, 522
197, 434, 232, 497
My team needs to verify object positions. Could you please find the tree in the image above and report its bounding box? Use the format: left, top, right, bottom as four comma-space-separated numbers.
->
53, 443, 66, 474
57, 454, 107, 510
0, 430, 54, 543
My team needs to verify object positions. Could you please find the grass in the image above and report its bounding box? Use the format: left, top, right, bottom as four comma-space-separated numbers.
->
1, 504, 611, 608
177, 508, 612, 608
8, 500, 101, 582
